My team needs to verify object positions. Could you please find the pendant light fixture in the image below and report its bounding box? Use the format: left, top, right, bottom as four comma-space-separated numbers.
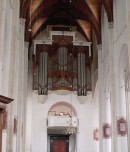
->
28, 0, 32, 32
65, 88, 76, 135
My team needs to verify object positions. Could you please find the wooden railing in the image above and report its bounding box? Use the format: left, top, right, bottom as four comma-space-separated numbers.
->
48, 110, 76, 117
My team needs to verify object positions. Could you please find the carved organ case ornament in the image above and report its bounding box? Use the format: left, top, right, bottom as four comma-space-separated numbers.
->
33, 36, 92, 97
48, 45, 75, 91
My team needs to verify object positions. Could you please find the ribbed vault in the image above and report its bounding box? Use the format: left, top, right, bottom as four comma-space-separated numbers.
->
20, 0, 113, 44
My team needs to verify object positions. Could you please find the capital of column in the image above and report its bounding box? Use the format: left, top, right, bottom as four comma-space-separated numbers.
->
97, 44, 102, 51
19, 18, 26, 25
24, 42, 29, 56
108, 22, 114, 29
24, 42, 29, 48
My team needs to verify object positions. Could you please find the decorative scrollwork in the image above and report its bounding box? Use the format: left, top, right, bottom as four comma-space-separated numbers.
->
38, 95, 48, 104
77, 96, 87, 104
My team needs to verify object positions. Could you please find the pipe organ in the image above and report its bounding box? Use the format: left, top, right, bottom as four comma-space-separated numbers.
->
33, 42, 92, 98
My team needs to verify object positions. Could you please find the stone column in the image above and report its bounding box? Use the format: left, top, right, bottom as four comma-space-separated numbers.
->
126, 0, 130, 69
16, 18, 26, 152
8, 31, 20, 152
25, 60, 33, 152
23, 42, 29, 152
0, 0, 7, 93
1, 0, 13, 97
108, 22, 117, 152
126, 85, 130, 151
126, 1, 130, 151
24, 42, 32, 152
109, 21, 128, 152
0, 1, 15, 151
102, 92, 111, 152
6, 1, 20, 151
97, 44, 103, 152
116, 69, 128, 151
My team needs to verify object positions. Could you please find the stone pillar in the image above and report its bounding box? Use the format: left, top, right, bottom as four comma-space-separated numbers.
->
102, 92, 111, 152
126, 1, 130, 151
97, 44, 103, 152
6, 1, 20, 151
109, 21, 128, 152
25, 56, 33, 152
116, 68, 128, 151
1, 0, 13, 97
9, 33, 20, 152
108, 22, 117, 152
24, 42, 32, 152
24, 42, 29, 111
16, 18, 26, 152
23, 42, 29, 150
126, 0, 130, 69
126, 86, 130, 151
0, 0, 7, 93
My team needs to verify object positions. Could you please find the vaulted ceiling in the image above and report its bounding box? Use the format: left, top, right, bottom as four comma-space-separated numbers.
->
20, 0, 113, 44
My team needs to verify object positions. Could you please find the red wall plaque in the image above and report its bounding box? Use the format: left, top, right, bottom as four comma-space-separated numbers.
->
103, 123, 111, 139
117, 117, 127, 136
93, 128, 99, 141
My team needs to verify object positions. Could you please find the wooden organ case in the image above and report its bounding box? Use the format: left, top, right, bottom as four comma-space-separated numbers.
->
32, 36, 92, 97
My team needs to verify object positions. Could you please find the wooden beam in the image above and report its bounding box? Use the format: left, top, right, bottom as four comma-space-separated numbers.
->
0, 95, 13, 105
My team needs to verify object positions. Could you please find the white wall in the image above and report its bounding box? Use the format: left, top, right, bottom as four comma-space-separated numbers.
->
30, 90, 98, 152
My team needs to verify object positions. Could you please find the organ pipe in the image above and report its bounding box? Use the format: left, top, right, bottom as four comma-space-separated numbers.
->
58, 47, 67, 71
83, 54, 86, 94
78, 52, 86, 96
35, 66, 38, 89
39, 51, 48, 95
